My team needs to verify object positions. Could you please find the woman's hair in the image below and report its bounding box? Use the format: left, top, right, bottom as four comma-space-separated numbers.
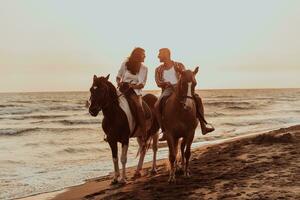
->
126, 47, 145, 75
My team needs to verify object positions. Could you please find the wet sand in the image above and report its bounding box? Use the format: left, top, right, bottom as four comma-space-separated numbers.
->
23, 125, 300, 200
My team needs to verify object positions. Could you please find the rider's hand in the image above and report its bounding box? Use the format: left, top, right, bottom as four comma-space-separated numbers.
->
130, 83, 144, 89
128, 83, 135, 88
117, 81, 122, 87
165, 82, 172, 88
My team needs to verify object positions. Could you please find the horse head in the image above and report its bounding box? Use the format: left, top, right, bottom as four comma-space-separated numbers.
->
177, 67, 199, 100
88, 74, 111, 116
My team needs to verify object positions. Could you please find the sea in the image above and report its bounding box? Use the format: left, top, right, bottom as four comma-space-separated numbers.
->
0, 88, 299, 200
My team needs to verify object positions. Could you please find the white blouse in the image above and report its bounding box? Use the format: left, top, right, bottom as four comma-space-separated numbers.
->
117, 61, 148, 95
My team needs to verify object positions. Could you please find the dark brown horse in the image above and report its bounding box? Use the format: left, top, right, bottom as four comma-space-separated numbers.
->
162, 67, 199, 183
88, 75, 159, 184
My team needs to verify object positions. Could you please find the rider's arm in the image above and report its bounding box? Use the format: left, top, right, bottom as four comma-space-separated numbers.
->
155, 66, 168, 88
116, 77, 122, 87
131, 65, 148, 89
116, 62, 126, 86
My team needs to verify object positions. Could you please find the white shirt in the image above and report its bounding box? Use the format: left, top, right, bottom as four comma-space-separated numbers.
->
163, 66, 178, 85
117, 61, 148, 95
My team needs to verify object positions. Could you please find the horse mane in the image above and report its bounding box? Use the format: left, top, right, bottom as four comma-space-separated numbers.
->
104, 79, 118, 101
94, 76, 119, 108
175, 76, 183, 99
175, 69, 196, 100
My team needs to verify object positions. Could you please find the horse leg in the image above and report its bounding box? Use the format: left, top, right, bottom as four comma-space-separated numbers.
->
134, 137, 146, 179
120, 143, 128, 184
108, 140, 119, 184
178, 138, 186, 174
167, 134, 178, 183
184, 134, 195, 177
174, 139, 180, 174
150, 132, 159, 175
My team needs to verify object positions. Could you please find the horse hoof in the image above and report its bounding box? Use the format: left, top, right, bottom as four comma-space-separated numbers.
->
111, 179, 119, 185
132, 171, 142, 179
150, 168, 157, 175
119, 178, 126, 185
168, 176, 176, 184
184, 171, 191, 178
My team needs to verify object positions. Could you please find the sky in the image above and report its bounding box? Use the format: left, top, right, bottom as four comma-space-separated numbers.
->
0, 0, 299, 93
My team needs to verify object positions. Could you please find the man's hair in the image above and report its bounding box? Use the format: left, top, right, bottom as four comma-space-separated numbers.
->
159, 48, 171, 57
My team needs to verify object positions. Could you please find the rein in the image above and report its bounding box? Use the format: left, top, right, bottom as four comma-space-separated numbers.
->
181, 95, 194, 100
95, 83, 132, 110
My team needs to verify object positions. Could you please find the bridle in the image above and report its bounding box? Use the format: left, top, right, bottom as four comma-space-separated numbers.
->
177, 79, 195, 103
89, 82, 111, 111
89, 81, 132, 111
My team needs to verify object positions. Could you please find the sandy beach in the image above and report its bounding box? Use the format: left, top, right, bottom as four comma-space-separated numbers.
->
21, 125, 300, 200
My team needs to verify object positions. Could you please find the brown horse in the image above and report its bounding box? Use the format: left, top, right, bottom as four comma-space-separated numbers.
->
88, 75, 159, 184
162, 67, 199, 183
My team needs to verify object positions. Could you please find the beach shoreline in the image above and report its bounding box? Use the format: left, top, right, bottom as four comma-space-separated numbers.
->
19, 125, 300, 200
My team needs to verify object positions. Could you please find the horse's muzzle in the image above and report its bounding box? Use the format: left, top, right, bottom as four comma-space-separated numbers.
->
89, 107, 100, 116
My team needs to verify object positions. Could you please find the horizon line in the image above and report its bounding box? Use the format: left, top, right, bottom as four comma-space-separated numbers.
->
1, 87, 299, 94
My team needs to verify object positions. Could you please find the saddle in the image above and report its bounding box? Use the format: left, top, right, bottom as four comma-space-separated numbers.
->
159, 95, 170, 115
119, 83, 152, 138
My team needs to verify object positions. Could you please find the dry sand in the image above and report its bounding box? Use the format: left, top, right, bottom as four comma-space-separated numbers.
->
23, 125, 300, 200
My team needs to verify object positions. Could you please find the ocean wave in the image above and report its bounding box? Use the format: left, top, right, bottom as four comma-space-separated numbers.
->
222, 118, 289, 127
210, 95, 237, 98
0, 104, 25, 108
9, 100, 32, 104
0, 127, 98, 136
38, 100, 66, 103
226, 105, 256, 110
1, 160, 26, 165
205, 101, 252, 107
50, 119, 100, 125
59, 147, 102, 154
48, 106, 85, 111
9, 114, 69, 120
0, 109, 34, 115
206, 112, 226, 117
0, 128, 40, 136
205, 99, 274, 108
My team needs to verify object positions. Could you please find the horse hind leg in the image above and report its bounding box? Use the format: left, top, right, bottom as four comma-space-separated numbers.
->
150, 131, 159, 175
108, 141, 119, 185
120, 143, 128, 184
133, 137, 146, 179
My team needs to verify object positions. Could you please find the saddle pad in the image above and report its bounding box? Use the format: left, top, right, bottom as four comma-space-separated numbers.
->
117, 90, 135, 133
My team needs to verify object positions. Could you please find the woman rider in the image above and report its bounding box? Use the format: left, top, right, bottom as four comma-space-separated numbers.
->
116, 47, 148, 140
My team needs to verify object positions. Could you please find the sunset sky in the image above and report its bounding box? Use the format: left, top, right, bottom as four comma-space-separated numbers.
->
0, 0, 299, 92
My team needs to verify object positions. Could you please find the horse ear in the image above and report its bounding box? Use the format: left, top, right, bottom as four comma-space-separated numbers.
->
93, 75, 97, 81
105, 74, 110, 80
193, 67, 199, 75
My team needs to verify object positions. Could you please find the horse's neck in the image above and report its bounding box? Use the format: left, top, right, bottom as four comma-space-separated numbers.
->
102, 87, 121, 120
175, 82, 184, 101
102, 103, 118, 120
168, 88, 182, 108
